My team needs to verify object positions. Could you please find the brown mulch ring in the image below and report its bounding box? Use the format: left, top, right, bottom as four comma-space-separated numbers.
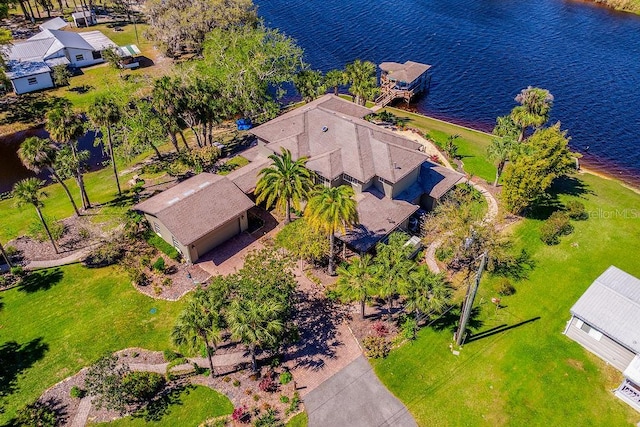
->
36, 348, 303, 426
134, 261, 211, 301
8, 215, 105, 262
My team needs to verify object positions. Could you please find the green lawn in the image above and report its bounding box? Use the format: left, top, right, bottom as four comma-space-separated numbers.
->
286, 412, 308, 427
0, 264, 184, 423
374, 172, 640, 426
92, 385, 233, 426
217, 155, 250, 176
383, 107, 497, 183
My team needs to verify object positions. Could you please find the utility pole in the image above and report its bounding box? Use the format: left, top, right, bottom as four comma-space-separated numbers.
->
454, 250, 488, 346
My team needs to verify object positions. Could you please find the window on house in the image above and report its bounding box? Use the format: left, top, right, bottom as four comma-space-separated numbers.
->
171, 236, 182, 254
92, 50, 102, 60
378, 176, 393, 186
342, 173, 362, 185
27, 77, 37, 85
315, 174, 330, 186
75, 54, 84, 62
153, 222, 161, 235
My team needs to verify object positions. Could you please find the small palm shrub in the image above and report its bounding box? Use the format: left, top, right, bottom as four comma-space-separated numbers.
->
540, 211, 573, 245
279, 371, 293, 385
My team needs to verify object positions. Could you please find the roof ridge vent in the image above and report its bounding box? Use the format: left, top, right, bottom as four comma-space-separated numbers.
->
167, 197, 180, 205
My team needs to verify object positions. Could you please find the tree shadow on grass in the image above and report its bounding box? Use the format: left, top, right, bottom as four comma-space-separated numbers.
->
429, 306, 483, 334
526, 176, 593, 220
17, 268, 63, 293
131, 383, 190, 422
0, 338, 49, 406
465, 316, 540, 344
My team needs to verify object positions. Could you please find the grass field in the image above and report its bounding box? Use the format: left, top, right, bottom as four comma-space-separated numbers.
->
383, 106, 497, 183
374, 172, 640, 425
92, 385, 233, 426
0, 264, 185, 423
286, 412, 308, 427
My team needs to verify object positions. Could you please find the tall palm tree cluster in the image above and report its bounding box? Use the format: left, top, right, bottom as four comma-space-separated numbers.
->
293, 59, 379, 106
487, 86, 554, 186
172, 248, 296, 374
255, 148, 359, 276
335, 233, 452, 325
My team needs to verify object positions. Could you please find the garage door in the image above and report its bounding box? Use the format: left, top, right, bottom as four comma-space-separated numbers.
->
193, 217, 241, 261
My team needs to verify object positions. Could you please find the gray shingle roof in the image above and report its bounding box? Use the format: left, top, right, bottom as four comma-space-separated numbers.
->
251, 95, 427, 184
338, 189, 418, 252
570, 266, 640, 353
134, 173, 254, 246
379, 60, 431, 84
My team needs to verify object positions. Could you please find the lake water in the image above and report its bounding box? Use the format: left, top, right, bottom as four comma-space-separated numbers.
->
256, 0, 640, 186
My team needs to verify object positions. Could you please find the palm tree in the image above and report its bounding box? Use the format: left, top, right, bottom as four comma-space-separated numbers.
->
511, 86, 554, 142
46, 105, 91, 210
345, 60, 379, 106
336, 254, 373, 319
12, 178, 59, 254
304, 185, 359, 276
324, 69, 347, 96
487, 137, 514, 187
18, 136, 81, 217
171, 289, 222, 378
402, 266, 451, 324
227, 298, 284, 372
153, 76, 188, 152
293, 70, 325, 103
88, 95, 123, 196
255, 148, 315, 223
372, 233, 415, 321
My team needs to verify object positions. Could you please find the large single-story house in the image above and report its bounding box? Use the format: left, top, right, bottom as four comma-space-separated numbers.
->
4, 28, 117, 94
564, 266, 640, 412
228, 94, 465, 252
134, 173, 254, 264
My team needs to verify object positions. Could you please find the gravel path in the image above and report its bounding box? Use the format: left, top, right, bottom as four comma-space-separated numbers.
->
424, 180, 499, 274
70, 397, 92, 427
25, 246, 96, 270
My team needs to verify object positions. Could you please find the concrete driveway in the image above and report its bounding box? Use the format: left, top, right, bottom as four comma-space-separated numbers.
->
304, 356, 417, 427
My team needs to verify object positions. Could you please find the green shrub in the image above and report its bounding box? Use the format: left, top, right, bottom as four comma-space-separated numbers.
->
152, 256, 166, 272
496, 278, 516, 296
362, 336, 390, 359
163, 349, 182, 362
128, 268, 148, 286
85, 242, 124, 268
10, 265, 25, 277
279, 371, 293, 385
4, 245, 18, 257
279, 395, 290, 403
233, 379, 241, 387
78, 227, 91, 239
253, 408, 279, 427
122, 371, 165, 402
162, 277, 173, 287
29, 217, 64, 242
400, 317, 418, 341
540, 211, 574, 245
52, 64, 71, 86
14, 400, 57, 427
145, 231, 181, 261
285, 391, 301, 416
70, 386, 85, 399
566, 201, 588, 220
140, 255, 151, 267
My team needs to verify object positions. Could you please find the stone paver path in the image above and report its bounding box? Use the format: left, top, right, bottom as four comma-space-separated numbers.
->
305, 356, 417, 427
25, 246, 96, 270
425, 180, 499, 274
70, 396, 92, 427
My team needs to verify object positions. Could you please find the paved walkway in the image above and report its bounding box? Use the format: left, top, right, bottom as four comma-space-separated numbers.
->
424, 180, 499, 274
70, 396, 92, 427
305, 356, 417, 427
25, 246, 96, 270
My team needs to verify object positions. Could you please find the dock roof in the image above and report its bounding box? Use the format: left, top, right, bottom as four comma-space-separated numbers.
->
379, 60, 431, 84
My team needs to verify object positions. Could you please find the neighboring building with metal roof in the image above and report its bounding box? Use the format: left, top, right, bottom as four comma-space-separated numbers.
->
248, 94, 464, 252
564, 266, 640, 412
72, 10, 97, 27
4, 28, 118, 94
39, 17, 68, 31
134, 173, 255, 263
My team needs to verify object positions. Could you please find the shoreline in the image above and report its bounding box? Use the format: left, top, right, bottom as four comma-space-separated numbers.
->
387, 102, 640, 193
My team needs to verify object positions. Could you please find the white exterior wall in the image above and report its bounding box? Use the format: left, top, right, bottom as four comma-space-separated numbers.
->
66, 48, 103, 67
11, 72, 54, 95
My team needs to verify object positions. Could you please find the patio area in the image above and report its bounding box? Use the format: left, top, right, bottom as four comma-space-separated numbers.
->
195, 206, 280, 276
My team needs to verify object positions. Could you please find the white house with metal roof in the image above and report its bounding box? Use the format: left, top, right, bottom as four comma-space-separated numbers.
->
564, 266, 640, 412
4, 28, 118, 94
